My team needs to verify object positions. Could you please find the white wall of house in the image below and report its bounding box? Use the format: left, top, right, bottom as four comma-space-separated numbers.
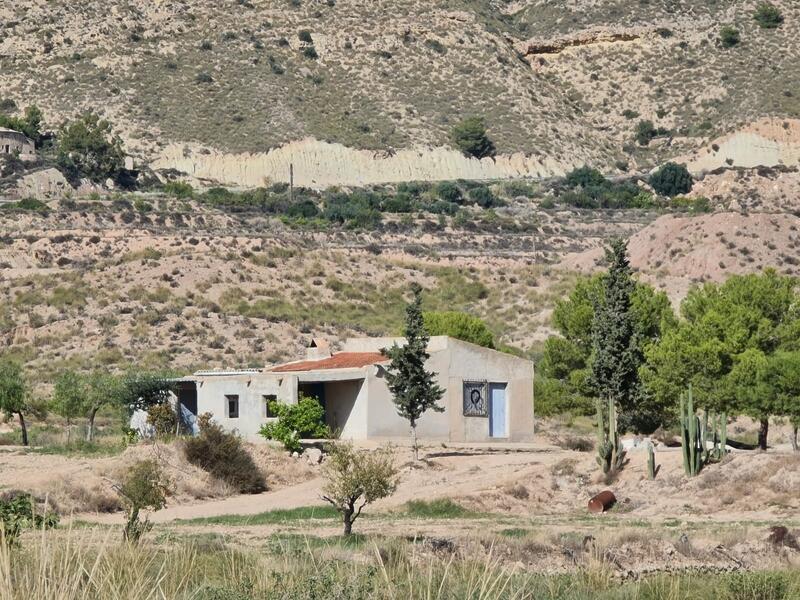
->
182, 336, 534, 443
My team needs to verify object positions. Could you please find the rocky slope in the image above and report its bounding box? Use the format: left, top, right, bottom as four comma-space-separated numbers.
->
1, 0, 798, 185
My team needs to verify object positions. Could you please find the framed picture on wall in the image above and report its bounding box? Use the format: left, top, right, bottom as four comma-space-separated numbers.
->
463, 380, 488, 417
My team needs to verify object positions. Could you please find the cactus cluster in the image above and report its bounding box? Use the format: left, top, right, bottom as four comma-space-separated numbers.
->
680, 385, 727, 477
596, 397, 627, 476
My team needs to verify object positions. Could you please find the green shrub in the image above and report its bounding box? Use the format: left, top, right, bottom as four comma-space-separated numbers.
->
146, 403, 177, 437
302, 46, 318, 59
649, 162, 693, 197
298, 30, 313, 43
634, 120, 669, 146
423, 311, 495, 348
754, 3, 783, 29
468, 186, 500, 208
259, 395, 329, 453
503, 181, 535, 198
404, 498, 470, 518
450, 117, 495, 159
720, 25, 741, 48
164, 181, 194, 199
565, 166, 607, 189
0, 491, 58, 545
434, 181, 463, 204
184, 418, 267, 493
671, 195, 710, 213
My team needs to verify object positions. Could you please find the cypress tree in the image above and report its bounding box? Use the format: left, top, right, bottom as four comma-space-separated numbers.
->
383, 284, 445, 460
591, 238, 641, 433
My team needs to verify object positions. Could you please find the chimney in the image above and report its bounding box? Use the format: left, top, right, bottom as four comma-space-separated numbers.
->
306, 338, 331, 360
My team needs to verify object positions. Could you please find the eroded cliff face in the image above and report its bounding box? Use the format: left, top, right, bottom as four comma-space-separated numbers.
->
151, 139, 577, 188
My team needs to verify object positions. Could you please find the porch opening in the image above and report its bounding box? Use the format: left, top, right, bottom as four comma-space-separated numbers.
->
298, 379, 363, 436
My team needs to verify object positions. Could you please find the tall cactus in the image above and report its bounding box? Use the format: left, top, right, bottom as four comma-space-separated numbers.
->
647, 442, 657, 480
680, 385, 703, 477
596, 397, 626, 476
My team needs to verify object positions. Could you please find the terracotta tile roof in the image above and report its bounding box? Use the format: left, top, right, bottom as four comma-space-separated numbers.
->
270, 352, 388, 373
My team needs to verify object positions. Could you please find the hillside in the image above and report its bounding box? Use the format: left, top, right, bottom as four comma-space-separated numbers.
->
1, 0, 798, 185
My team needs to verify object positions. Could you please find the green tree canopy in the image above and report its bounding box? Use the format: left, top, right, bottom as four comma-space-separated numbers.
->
450, 116, 496, 159
642, 269, 799, 448
649, 162, 693, 197
0, 359, 31, 445
423, 311, 495, 348
57, 113, 125, 183
0, 105, 43, 144
536, 266, 675, 424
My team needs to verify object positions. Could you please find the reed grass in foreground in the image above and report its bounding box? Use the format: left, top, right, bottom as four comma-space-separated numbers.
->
0, 529, 798, 599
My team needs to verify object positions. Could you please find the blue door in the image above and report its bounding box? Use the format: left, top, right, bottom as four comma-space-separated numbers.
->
489, 383, 507, 438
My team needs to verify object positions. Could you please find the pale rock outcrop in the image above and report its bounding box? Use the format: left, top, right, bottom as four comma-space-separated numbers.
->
152, 138, 573, 189
14, 168, 71, 200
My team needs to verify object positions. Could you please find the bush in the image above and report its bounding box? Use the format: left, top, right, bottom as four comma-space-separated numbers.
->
565, 166, 607, 189
117, 460, 170, 543
649, 162, 693, 197
302, 46, 318, 59
634, 120, 670, 146
0, 491, 58, 545
163, 181, 194, 199
671, 195, 710, 213
434, 181, 463, 204
423, 311, 495, 348
146, 403, 177, 437
56, 113, 125, 183
720, 26, 741, 48
450, 117, 495, 159
184, 418, 267, 493
259, 395, 329, 453
468, 186, 500, 208
754, 3, 783, 29
298, 30, 313, 43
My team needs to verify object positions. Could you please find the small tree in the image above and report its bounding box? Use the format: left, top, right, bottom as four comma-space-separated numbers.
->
754, 3, 783, 29
423, 311, 495, 348
383, 284, 445, 460
0, 360, 30, 446
115, 459, 171, 543
321, 442, 398, 536
84, 371, 124, 442
451, 116, 496, 159
720, 26, 741, 48
52, 370, 87, 443
57, 113, 125, 183
259, 394, 329, 453
649, 162, 693, 197
0, 105, 43, 144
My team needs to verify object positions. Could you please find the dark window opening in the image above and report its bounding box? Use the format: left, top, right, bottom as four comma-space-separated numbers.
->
226, 394, 239, 418
264, 394, 278, 418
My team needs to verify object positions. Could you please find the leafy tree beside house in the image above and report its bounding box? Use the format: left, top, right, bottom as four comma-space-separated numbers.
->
423, 311, 495, 349
0, 105, 44, 144
450, 116, 496, 159
383, 284, 445, 460
57, 113, 126, 183
0, 359, 32, 446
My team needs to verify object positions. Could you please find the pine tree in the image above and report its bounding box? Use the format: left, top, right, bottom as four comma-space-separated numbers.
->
383, 284, 445, 460
591, 238, 641, 434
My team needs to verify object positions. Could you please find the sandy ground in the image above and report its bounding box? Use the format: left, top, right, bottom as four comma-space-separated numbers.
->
1, 439, 783, 526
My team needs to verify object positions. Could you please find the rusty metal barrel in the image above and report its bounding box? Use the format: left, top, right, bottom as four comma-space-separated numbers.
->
588, 490, 616, 513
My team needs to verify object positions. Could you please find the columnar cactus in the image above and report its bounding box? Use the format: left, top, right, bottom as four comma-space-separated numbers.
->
647, 442, 657, 480
596, 397, 626, 476
680, 385, 703, 477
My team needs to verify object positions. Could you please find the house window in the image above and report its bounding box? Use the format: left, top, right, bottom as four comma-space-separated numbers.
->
263, 394, 278, 418
226, 394, 239, 418
463, 381, 488, 417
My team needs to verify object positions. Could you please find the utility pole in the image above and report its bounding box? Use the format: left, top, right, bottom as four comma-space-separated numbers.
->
289, 162, 294, 203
